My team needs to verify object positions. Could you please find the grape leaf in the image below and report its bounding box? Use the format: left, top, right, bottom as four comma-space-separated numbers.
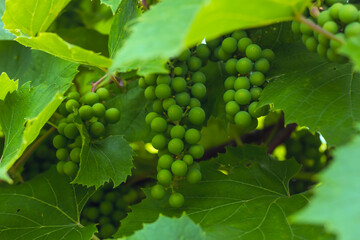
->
101, 0, 123, 14
0, 167, 97, 239
15, 33, 112, 69
0, 73, 18, 100
2, 0, 70, 36
115, 145, 334, 240
119, 214, 205, 240
293, 131, 360, 240
108, 0, 141, 58
259, 42, 360, 147
110, 0, 308, 75
72, 117, 134, 188
0, 0, 15, 40
339, 36, 360, 72
0, 52, 79, 182
106, 86, 151, 143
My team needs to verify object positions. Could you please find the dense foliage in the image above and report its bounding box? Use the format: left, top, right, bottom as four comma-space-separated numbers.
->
0, 0, 359, 239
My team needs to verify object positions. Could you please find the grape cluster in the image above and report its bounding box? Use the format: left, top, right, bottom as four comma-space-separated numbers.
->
53, 88, 120, 178
292, 2, 360, 62
139, 48, 208, 208
205, 30, 274, 129
81, 183, 144, 239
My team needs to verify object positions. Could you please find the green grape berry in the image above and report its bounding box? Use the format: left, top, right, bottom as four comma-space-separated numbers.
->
250, 72, 265, 86
162, 98, 176, 111
178, 49, 191, 61
152, 134, 168, 150
238, 37, 252, 53
65, 99, 79, 112
138, 77, 147, 88
96, 88, 110, 101
167, 105, 183, 121
92, 103, 106, 118
53, 135, 67, 149
145, 112, 158, 125
144, 86, 156, 100
261, 49, 275, 62
187, 168, 202, 184
168, 138, 184, 154
234, 77, 250, 90
339, 4, 358, 23
144, 74, 157, 85
245, 44, 262, 61
191, 83, 206, 99
196, 44, 211, 59
236, 58, 253, 75
317, 10, 332, 26
151, 117, 168, 132
151, 184, 166, 200
189, 98, 201, 108
183, 154, 194, 165
155, 84, 172, 99
67, 92, 80, 101
234, 89, 251, 105
83, 92, 99, 106
175, 92, 191, 106
171, 77, 187, 93
231, 30, 247, 40
206, 38, 222, 49
222, 37, 238, 54
169, 192, 184, 208
157, 169, 172, 185
105, 108, 120, 123
225, 101, 240, 115
100, 201, 114, 215
170, 125, 185, 139
189, 144, 204, 159
192, 71, 206, 83
223, 89, 235, 103
188, 107, 205, 125
63, 161, 78, 177
70, 147, 81, 163
188, 57, 202, 71
300, 22, 313, 35
64, 123, 79, 139
254, 58, 270, 74
234, 111, 252, 128
345, 22, 360, 38
323, 21, 338, 34
152, 99, 164, 114
305, 37, 318, 52
79, 105, 94, 121
56, 161, 65, 174
171, 160, 188, 176
90, 122, 105, 138
185, 128, 201, 144
291, 21, 301, 35
173, 67, 183, 76
225, 58, 238, 75
158, 154, 174, 169
224, 76, 236, 90
157, 75, 171, 85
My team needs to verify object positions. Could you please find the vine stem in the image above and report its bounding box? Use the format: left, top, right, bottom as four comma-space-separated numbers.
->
10, 127, 56, 174
297, 15, 344, 44
142, 0, 147, 9
91, 75, 108, 92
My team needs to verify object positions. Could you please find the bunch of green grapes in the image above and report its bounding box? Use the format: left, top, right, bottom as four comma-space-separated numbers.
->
81, 183, 144, 239
292, 2, 360, 62
206, 30, 274, 129
138, 48, 208, 208
53, 88, 120, 178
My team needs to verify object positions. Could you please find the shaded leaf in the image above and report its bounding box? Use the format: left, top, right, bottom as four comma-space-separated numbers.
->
0, 167, 97, 239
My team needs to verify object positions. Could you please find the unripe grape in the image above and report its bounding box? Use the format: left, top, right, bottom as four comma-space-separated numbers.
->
191, 83, 206, 99
65, 99, 79, 112
225, 58, 238, 75
231, 30, 247, 40
145, 112, 158, 125
105, 108, 120, 123
83, 92, 99, 106
236, 58, 253, 75
317, 44, 327, 57
173, 67, 183, 76
234, 111, 252, 128
291, 21, 301, 35
188, 107, 205, 125
305, 37, 318, 52
206, 38, 222, 49
155, 84, 172, 99
170, 125, 185, 139
302, 35, 310, 45
171, 77, 187, 92
67, 92, 80, 101
189, 144, 204, 159
234, 77, 250, 90
168, 138, 184, 154
192, 71, 206, 83
318, 34, 329, 46
151, 117, 167, 132
189, 98, 201, 108
330, 3, 343, 20
224, 76, 236, 90
79, 105, 93, 121
245, 44, 262, 61
144, 74, 157, 85
185, 128, 201, 144
178, 49, 191, 61
56, 161, 65, 174
238, 37, 252, 53
58, 103, 67, 115
70, 147, 81, 163
323, 21, 338, 34
225, 101, 240, 115
157, 169, 172, 185
217, 48, 231, 61
162, 98, 176, 111
53, 135, 67, 149
73, 136, 82, 148
66, 113, 75, 123
175, 92, 191, 106
158, 154, 174, 169
196, 44, 211, 59
100, 201, 114, 215
300, 22, 313, 35
234, 89, 251, 105
223, 89, 235, 103
90, 122, 105, 137
222, 37, 237, 54
261, 49, 275, 62
169, 192, 184, 208
250, 72, 266, 86
339, 4, 358, 23
187, 168, 202, 184
171, 160, 188, 176
57, 122, 67, 135
167, 105, 183, 121
63, 161, 78, 177
330, 33, 345, 50
152, 99, 164, 114
156, 75, 171, 85
144, 86, 156, 100
188, 57, 202, 71
254, 58, 270, 73
318, 11, 332, 26
345, 22, 360, 38
152, 134, 168, 150
96, 88, 110, 101
138, 77, 147, 88
64, 123, 79, 139
151, 184, 165, 200
92, 103, 105, 118
183, 154, 194, 165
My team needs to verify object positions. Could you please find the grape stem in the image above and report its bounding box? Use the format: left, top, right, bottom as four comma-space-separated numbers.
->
142, 0, 147, 9
91, 75, 108, 92
297, 15, 344, 44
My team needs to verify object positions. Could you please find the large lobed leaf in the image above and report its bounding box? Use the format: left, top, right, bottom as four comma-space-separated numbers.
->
0, 167, 97, 239
115, 145, 334, 240
110, 0, 309, 75
0, 0, 15, 40
259, 42, 360, 147
339, 36, 360, 72
294, 131, 360, 240
0, 73, 18, 100
101, 0, 123, 14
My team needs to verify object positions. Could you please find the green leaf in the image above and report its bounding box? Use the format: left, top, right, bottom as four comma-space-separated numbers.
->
0, 52, 79, 182
72, 117, 134, 188
110, 0, 308, 75
294, 131, 360, 240
119, 214, 205, 240
108, 0, 141, 58
106, 86, 151, 142
101, 0, 123, 14
0, 167, 97, 239
15, 33, 112, 69
3, 0, 71, 36
0, 73, 18, 100
339, 36, 360, 72
259, 42, 359, 147
0, 0, 15, 40
115, 145, 334, 240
